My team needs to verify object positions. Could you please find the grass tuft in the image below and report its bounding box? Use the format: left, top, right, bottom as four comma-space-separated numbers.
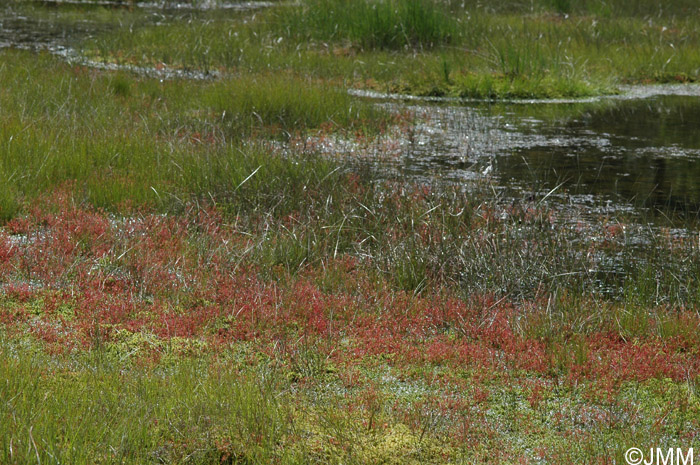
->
276, 0, 458, 50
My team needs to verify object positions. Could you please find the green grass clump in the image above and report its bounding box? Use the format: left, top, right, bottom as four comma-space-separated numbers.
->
0, 50, 386, 213
275, 0, 458, 50
202, 73, 384, 136
0, 341, 292, 464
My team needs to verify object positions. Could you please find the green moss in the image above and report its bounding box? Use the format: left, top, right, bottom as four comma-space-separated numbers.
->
293, 410, 456, 464
106, 329, 208, 362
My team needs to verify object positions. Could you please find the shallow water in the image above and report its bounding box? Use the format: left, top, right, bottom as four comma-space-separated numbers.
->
0, 4, 102, 50
495, 97, 700, 217
377, 94, 700, 224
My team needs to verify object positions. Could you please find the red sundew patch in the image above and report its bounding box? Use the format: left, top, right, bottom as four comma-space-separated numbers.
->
524, 379, 548, 411
351, 324, 404, 358
99, 298, 140, 326
0, 304, 28, 327
3, 188, 700, 395
423, 338, 458, 364
3, 283, 35, 303
456, 342, 500, 370
155, 305, 222, 339
37, 290, 74, 316
29, 320, 64, 348
0, 233, 16, 268
506, 339, 550, 373
282, 280, 361, 336
5, 217, 31, 235
16, 206, 114, 283
587, 336, 692, 382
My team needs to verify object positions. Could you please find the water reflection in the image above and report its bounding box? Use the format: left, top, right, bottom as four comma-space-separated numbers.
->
496, 96, 700, 218
397, 95, 700, 222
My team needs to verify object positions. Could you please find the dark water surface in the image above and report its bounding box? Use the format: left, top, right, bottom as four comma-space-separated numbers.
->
496, 97, 700, 216
394, 94, 700, 224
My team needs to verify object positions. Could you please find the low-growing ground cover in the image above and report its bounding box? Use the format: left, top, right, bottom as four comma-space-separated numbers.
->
2, 1, 700, 463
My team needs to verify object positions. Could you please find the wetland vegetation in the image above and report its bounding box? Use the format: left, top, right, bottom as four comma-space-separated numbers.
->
1, 0, 700, 463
